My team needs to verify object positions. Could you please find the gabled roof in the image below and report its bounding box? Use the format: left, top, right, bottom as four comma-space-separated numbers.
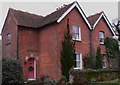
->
56, 1, 92, 30
4, 1, 115, 36
88, 12, 115, 35
9, 1, 92, 29
9, 8, 44, 28
88, 12, 102, 27
38, 2, 74, 27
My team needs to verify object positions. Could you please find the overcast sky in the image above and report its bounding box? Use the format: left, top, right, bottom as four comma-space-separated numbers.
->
0, 1, 119, 39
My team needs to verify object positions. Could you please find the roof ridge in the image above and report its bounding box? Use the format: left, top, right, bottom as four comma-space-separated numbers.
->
9, 8, 44, 18
45, 2, 75, 17
88, 11, 103, 18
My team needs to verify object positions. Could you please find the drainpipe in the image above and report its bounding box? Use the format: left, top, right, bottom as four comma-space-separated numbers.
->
16, 27, 19, 60
89, 29, 93, 69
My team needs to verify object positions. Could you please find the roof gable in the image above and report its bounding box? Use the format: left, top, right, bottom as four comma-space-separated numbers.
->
56, 1, 92, 30
88, 12, 115, 36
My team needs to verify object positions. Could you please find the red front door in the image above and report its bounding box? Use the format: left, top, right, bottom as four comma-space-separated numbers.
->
28, 58, 35, 80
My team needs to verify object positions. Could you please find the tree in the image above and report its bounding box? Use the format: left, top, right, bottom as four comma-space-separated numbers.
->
104, 37, 119, 58
96, 46, 102, 69
60, 19, 75, 80
113, 19, 120, 79
113, 20, 120, 41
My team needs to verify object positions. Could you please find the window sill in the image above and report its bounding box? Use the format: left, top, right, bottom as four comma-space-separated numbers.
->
73, 39, 81, 42
100, 42, 104, 45
103, 67, 107, 69
6, 43, 11, 45
74, 68, 82, 70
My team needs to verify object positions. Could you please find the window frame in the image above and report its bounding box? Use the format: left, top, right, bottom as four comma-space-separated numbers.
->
99, 31, 105, 44
72, 25, 81, 41
74, 52, 82, 69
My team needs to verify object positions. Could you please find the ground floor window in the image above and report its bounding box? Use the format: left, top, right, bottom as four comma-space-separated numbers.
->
74, 52, 82, 69
102, 55, 107, 68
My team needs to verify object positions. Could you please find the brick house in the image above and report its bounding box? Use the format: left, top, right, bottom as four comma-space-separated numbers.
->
2, 1, 115, 81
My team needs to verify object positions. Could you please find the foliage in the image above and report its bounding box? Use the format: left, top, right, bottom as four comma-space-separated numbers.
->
104, 37, 119, 58
69, 69, 118, 84
96, 46, 102, 69
113, 20, 120, 41
2, 57, 23, 84
60, 75, 67, 83
83, 54, 91, 69
60, 19, 75, 80
40, 75, 57, 85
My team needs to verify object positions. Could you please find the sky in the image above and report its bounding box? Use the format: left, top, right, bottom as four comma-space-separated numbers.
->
0, 0, 119, 39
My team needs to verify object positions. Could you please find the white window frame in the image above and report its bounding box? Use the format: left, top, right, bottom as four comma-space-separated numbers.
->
99, 31, 105, 44
72, 25, 81, 41
74, 52, 82, 69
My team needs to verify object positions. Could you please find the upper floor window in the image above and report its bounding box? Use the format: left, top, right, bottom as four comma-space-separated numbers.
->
6, 33, 11, 44
72, 25, 81, 41
74, 52, 82, 69
99, 31, 104, 44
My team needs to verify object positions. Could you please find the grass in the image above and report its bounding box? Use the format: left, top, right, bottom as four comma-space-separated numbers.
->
89, 79, 120, 85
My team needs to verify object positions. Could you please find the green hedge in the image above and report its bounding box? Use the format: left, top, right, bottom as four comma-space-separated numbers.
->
89, 82, 120, 85
69, 69, 119, 83
2, 57, 23, 84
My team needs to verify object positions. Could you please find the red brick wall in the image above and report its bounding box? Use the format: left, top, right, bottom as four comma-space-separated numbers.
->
37, 8, 91, 80
91, 17, 113, 56
57, 8, 91, 68
18, 27, 39, 80
2, 10, 18, 59
38, 23, 61, 80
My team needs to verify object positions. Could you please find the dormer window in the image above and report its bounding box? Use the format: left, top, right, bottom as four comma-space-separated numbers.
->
99, 31, 104, 44
72, 25, 81, 41
6, 33, 11, 44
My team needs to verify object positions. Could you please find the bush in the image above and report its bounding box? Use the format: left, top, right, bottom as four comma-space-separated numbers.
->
40, 75, 57, 85
2, 57, 23, 84
83, 55, 91, 69
69, 69, 118, 84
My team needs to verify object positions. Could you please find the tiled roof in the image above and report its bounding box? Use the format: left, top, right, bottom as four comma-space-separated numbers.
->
9, 2, 74, 28
88, 12, 103, 27
39, 2, 74, 27
10, 8, 44, 28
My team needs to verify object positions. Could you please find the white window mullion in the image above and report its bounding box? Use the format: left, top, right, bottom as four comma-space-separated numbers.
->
74, 53, 82, 69
79, 27, 81, 41
80, 53, 82, 69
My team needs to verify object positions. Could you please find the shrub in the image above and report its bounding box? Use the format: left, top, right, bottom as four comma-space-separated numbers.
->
2, 57, 23, 84
69, 69, 118, 84
83, 54, 91, 69
60, 19, 75, 80
40, 75, 57, 85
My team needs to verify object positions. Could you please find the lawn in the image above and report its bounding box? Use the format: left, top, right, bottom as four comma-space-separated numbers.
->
89, 79, 120, 85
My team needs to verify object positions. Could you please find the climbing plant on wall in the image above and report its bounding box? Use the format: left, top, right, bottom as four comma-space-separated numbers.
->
96, 46, 102, 69
104, 37, 119, 58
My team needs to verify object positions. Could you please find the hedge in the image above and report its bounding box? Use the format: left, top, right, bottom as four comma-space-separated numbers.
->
69, 69, 119, 84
